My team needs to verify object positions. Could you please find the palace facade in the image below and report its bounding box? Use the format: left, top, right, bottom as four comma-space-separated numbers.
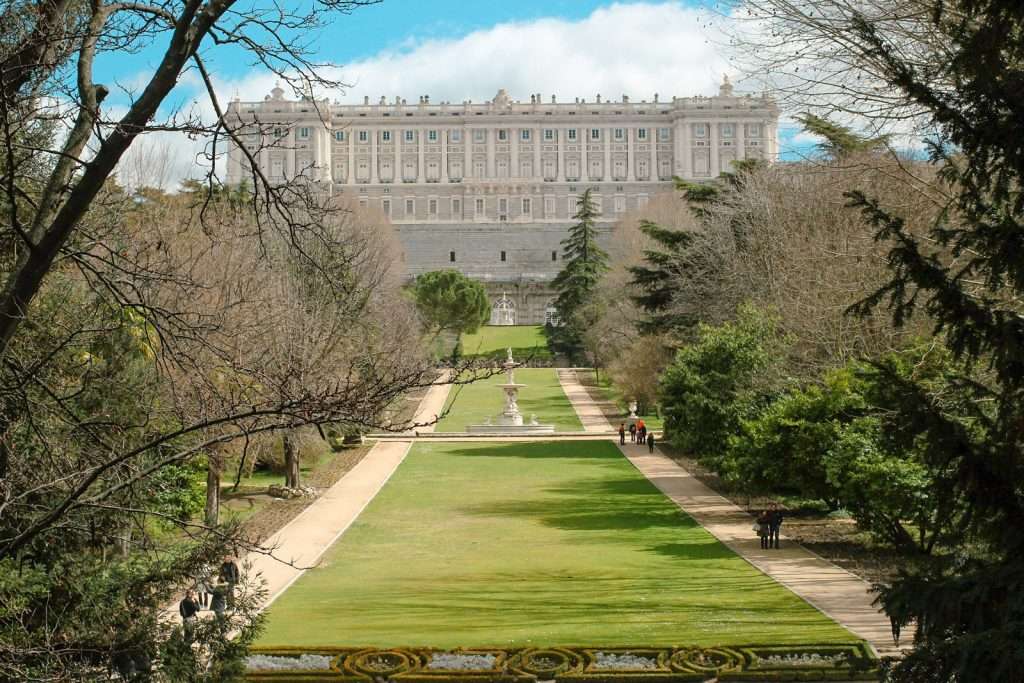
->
225, 80, 779, 324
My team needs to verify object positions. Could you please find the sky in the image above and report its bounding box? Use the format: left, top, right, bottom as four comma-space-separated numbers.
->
101, 1, 817, 188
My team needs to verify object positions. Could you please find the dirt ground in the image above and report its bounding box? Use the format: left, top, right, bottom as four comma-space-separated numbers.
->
576, 371, 905, 586
223, 444, 373, 544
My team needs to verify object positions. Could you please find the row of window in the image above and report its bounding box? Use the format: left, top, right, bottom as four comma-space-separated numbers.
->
280, 123, 762, 143
446, 250, 560, 263
366, 193, 642, 219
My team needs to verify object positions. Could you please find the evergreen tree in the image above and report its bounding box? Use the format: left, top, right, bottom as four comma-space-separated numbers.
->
835, 1, 1024, 679
629, 161, 764, 334
550, 189, 609, 358
794, 113, 891, 159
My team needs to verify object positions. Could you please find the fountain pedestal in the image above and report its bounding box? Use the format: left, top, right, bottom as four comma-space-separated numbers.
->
466, 349, 555, 435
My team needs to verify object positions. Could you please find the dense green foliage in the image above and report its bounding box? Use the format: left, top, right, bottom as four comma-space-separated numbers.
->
258, 441, 857, 648
659, 305, 788, 460
550, 189, 609, 359
411, 269, 491, 337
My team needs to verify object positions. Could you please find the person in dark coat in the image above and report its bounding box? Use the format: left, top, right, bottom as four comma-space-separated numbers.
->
646, 431, 655, 453
179, 590, 199, 642
210, 581, 227, 618
628, 422, 637, 443
219, 556, 240, 607
618, 423, 626, 445
768, 504, 784, 549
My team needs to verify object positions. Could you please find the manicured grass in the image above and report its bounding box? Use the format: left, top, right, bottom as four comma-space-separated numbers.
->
460, 325, 547, 355
258, 440, 857, 648
435, 368, 583, 432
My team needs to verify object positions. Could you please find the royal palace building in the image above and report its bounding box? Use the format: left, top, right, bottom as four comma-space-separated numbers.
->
225, 79, 780, 324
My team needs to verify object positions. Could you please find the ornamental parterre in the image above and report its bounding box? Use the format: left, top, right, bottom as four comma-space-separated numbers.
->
244, 643, 878, 682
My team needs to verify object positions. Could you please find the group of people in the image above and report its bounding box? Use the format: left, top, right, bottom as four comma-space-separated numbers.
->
618, 420, 655, 452
177, 556, 241, 640
755, 504, 785, 549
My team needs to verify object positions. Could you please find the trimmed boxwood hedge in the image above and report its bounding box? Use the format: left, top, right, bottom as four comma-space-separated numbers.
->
246, 644, 878, 682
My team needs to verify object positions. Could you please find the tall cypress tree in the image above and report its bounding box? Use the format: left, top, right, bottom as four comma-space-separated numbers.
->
550, 189, 609, 358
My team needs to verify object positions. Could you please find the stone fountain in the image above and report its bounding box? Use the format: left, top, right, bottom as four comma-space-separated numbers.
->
466, 348, 555, 434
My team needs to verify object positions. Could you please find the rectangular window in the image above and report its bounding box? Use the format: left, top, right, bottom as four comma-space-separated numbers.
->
568, 129, 577, 140
500, 251, 507, 262
551, 250, 557, 262
637, 128, 647, 140
334, 130, 345, 141
747, 124, 762, 137
358, 130, 368, 142
590, 128, 601, 140
694, 123, 707, 137
521, 129, 531, 141
498, 198, 508, 216
659, 127, 671, 141
381, 131, 391, 142
298, 127, 310, 139
522, 198, 531, 215
405, 199, 414, 215
382, 199, 391, 216
429, 199, 437, 215
544, 129, 555, 141
475, 198, 485, 215
428, 130, 438, 142
722, 123, 734, 137
405, 130, 414, 142
614, 128, 624, 140
473, 129, 485, 142
451, 130, 462, 142
449, 251, 456, 262
498, 129, 508, 141
273, 127, 285, 138
453, 198, 462, 216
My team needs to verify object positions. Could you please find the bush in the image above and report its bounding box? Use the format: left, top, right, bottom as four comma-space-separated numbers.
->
658, 305, 788, 462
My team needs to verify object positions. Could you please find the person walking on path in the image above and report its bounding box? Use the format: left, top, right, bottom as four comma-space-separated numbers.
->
646, 431, 655, 453
756, 510, 771, 549
619, 423, 626, 445
219, 555, 240, 608
195, 563, 213, 609
179, 590, 200, 642
629, 422, 637, 443
768, 504, 784, 549
210, 581, 227, 618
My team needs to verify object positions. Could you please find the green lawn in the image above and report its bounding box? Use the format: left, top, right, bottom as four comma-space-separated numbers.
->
435, 368, 583, 432
460, 325, 547, 355
258, 440, 857, 648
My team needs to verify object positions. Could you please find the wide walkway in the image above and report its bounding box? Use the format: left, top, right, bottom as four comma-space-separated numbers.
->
557, 368, 615, 433
249, 379, 452, 609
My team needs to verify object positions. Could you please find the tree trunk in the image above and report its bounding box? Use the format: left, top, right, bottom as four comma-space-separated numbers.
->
205, 452, 221, 527
283, 430, 300, 489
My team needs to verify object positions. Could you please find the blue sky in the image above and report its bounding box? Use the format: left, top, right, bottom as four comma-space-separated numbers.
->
104, 2, 815, 184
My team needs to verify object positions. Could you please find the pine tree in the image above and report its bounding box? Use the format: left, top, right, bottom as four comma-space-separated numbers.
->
837, 1, 1024, 679
550, 189, 609, 358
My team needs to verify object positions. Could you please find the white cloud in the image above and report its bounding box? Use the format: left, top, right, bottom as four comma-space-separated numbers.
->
121, 2, 735, 188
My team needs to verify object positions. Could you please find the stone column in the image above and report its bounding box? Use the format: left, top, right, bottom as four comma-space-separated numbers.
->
395, 127, 401, 182
533, 126, 541, 181
604, 127, 612, 182
680, 121, 692, 179
511, 127, 519, 178
286, 134, 296, 179
486, 128, 495, 179
441, 128, 449, 183
627, 127, 636, 181
649, 127, 658, 181
464, 128, 472, 179
735, 122, 746, 162
370, 127, 379, 184
768, 122, 779, 162
417, 127, 425, 182
347, 129, 355, 184
710, 122, 720, 177
557, 128, 566, 182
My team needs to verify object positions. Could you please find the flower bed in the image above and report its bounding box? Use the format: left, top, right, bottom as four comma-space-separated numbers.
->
245, 643, 878, 682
